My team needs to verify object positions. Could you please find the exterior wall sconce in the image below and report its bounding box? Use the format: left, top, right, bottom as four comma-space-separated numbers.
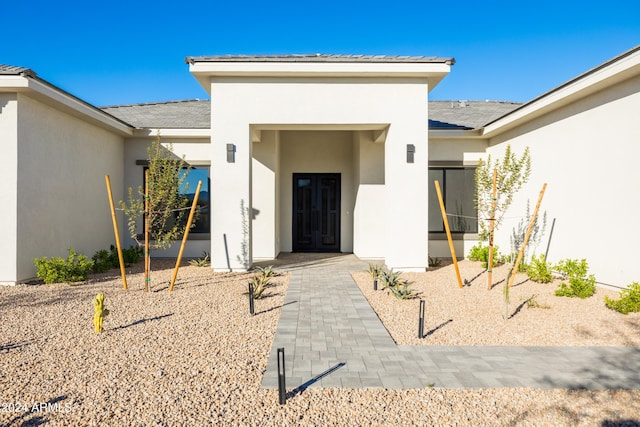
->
227, 144, 236, 163
406, 144, 415, 163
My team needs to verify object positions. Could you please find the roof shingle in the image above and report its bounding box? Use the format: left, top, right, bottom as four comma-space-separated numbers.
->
101, 100, 211, 129
101, 99, 521, 130
0, 64, 37, 77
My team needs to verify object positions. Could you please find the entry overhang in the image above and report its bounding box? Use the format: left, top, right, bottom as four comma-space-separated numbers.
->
249, 123, 391, 144
186, 54, 453, 94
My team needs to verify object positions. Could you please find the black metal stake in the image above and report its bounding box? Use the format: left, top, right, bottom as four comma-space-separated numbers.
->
277, 347, 286, 405
418, 299, 425, 339
249, 283, 255, 316
374, 277, 378, 291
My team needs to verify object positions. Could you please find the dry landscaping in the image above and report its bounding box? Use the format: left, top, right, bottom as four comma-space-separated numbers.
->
1, 259, 639, 426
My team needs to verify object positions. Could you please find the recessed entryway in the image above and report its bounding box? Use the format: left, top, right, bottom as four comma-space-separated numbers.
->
292, 173, 341, 252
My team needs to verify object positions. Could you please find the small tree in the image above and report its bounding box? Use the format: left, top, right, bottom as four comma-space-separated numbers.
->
120, 136, 192, 289
475, 145, 531, 241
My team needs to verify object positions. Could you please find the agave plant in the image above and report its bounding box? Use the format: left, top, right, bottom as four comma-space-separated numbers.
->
254, 265, 277, 279
189, 251, 211, 267
249, 274, 270, 300
368, 263, 383, 279
380, 269, 415, 300
386, 281, 415, 300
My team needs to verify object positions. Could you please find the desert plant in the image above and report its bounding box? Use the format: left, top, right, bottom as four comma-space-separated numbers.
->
468, 243, 501, 268
605, 282, 640, 314
368, 263, 383, 279
120, 136, 195, 288
428, 257, 442, 268
380, 269, 414, 300
254, 265, 277, 279
34, 248, 94, 284
248, 274, 270, 300
189, 252, 211, 267
93, 293, 109, 333
526, 297, 551, 309
386, 281, 415, 300
526, 254, 553, 283
475, 145, 531, 241
510, 199, 548, 265
554, 258, 596, 298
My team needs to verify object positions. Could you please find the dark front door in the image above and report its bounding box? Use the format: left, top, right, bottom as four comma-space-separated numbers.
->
292, 173, 341, 252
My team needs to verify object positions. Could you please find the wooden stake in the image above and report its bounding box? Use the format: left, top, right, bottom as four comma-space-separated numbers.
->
169, 180, 202, 292
144, 169, 150, 292
487, 168, 497, 290
105, 175, 127, 290
508, 183, 547, 287
434, 180, 463, 288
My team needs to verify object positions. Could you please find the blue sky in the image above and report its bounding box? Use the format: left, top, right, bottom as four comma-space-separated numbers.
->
3, 0, 638, 106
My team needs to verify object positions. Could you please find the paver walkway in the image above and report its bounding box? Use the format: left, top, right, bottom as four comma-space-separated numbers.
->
261, 254, 640, 390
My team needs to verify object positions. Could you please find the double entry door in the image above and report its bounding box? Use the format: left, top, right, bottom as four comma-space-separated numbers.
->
292, 173, 340, 252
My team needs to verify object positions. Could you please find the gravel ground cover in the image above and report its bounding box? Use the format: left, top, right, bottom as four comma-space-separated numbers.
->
1, 259, 639, 426
352, 260, 640, 347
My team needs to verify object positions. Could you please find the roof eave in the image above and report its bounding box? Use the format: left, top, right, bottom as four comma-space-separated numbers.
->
482, 45, 640, 138
188, 60, 452, 94
429, 128, 483, 138
132, 128, 211, 138
0, 74, 134, 135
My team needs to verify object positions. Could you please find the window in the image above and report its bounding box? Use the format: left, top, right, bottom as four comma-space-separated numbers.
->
429, 167, 477, 233
142, 166, 210, 235
180, 168, 210, 234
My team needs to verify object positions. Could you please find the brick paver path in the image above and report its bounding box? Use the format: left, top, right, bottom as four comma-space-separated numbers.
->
261, 254, 640, 389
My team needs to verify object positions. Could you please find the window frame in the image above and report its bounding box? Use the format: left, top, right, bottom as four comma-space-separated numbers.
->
429, 163, 478, 240
137, 160, 211, 240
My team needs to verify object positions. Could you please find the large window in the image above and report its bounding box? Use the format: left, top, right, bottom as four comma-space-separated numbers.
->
142, 166, 210, 235
180, 168, 210, 234
429, 167, 477, 233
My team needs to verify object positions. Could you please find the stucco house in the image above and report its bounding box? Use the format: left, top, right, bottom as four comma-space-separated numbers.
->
1, 46, 638, 288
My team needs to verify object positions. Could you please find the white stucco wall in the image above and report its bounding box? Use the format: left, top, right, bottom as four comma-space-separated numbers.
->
252, 130, 279, 260
487, 74, 640, 286
16, 94, 125, 282
209, 77, 430, 271
122, 137, 211, 258
352, 130, 385, 259
0, 94, 19, 284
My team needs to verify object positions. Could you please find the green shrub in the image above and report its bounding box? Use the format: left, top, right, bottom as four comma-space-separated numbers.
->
554, 258, 596, 298
605, 282, 640, 314
468, 243, 501, 268
92, 245, 142, 273
35, 248, 94, 284
526, 254, 553, 283
120, 245, 143, 266
92, 249, 115, 273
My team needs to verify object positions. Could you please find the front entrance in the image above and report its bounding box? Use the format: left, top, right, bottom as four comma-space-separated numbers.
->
292, 173, 341, 252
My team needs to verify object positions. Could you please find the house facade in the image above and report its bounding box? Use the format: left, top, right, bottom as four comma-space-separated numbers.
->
1, 46, 638, 287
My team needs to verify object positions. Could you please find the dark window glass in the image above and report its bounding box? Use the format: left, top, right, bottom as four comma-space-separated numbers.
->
429, 167, 477, 233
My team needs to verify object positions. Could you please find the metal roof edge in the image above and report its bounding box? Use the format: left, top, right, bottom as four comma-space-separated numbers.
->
482, 45, 640, 131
